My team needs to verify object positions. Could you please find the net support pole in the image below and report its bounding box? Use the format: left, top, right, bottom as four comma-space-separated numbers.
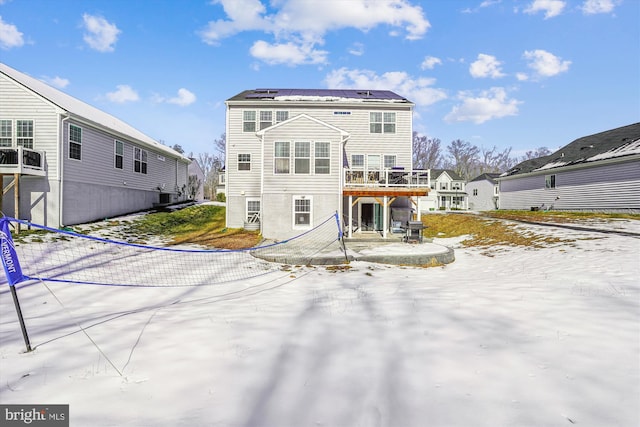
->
334, 211, 350, 264
10, 285, 32, 352
1, 217, 32, 352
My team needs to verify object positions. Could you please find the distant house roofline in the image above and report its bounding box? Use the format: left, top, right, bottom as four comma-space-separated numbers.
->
499, 122, 640, 179
0, 62, 190, 162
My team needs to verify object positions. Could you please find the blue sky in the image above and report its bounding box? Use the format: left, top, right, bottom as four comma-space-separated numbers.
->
1, 0, 638, 159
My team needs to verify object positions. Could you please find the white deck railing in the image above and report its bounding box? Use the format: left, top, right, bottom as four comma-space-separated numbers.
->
344, 168, 430, 188
0, 147, 46, 176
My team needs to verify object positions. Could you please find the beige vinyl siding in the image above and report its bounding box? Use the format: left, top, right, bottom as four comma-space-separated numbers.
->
261, 116, 342, 194
226, 106, 262, 195
0, 75, 60, 180
228, 103, 413, 169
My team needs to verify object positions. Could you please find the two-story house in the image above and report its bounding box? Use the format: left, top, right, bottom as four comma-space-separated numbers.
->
0, 62, 191, 227
467, 173, 500, 211
420, 169, 468, 211
225, 89, 430, 240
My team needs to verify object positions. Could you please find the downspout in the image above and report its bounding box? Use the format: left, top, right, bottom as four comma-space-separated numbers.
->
340, 134, 350, 237
59, 113, 71, 227
259, 132, 264, 236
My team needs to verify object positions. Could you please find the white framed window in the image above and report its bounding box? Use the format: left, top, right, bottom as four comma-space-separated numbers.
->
259, 111, 273, 130
545, 174, 556, 189
115, 140, 124, 169
246, 198, 261, 223
16, 120, 34, 149
293, 196, 312, 228
351, 154, 364, 168
370, 112, 382, 133
274, 141, 290, 174
367, 154, 380, 170
69, 124, 82, 160
383, 155, 396, 169
369, 112, 396, 133
243, 111, 256, 132
440, 182, 448, 190
473, 189, 478, 196
315, 142, 330, 174
134, 147, 148, 174
238, 153, 251, 171
294, 141, 310, 174
0, 120, 12, 147
383, 112, 396, 133
275, 110, 289, 123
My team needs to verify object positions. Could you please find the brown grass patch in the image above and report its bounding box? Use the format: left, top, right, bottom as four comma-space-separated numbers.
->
421, 213, 571, 249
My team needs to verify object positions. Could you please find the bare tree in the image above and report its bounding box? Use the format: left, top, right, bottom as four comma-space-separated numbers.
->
214, 133, 226, 164
413, 132, 444, 170
520, 146, 552, 161
195, 133, 226, 200
479, 146, 516, 174
196, 152, 218, 200
446, 139, 480, 180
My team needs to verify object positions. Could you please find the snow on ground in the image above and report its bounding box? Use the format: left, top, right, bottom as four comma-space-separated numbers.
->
1, 219, 639, 427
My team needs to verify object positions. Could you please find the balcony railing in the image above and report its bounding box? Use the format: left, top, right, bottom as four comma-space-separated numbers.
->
0, 147, 46, 176
344, 168, 430, 188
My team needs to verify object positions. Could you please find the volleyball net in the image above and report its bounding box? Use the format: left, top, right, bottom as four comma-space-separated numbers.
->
0, 212, 346, 288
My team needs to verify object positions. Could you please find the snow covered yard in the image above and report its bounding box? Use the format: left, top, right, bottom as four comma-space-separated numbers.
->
1, 220, 638, 427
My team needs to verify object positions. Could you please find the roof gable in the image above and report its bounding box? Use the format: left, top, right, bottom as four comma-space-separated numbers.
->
431, 169, 464, 181
469, 172, 501, 183
256, 113, 349, 137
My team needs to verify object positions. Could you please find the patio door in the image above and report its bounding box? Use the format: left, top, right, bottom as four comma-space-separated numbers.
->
361, 202, 383, 231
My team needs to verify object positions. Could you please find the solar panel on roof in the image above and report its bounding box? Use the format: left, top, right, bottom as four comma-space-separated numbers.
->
239, 88, 408, 101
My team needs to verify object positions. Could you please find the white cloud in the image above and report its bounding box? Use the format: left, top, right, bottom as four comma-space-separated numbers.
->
42, 76, 70, 89
324, 67, 447, 107
201, 0, 430, 66
523, 49, 571, 78
444, 87, 521, 124
106, 85, 139, 103
516, 72, 529, 81
153, 88, 197, 107
0, 16, 24, 50
167, 88, 196, 107
250, 39, 328, 65
420, 56, 442, 70
82, 14, 120, 52
348, 42, 364, 56
524, 0, 566, 19
469, 54, 505, 79
581, 0, 616, 14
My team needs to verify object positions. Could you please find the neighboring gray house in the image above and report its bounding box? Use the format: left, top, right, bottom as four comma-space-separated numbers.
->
467, 173, 500, 211
0, 62, 191, 227
498, 122, 640, 211
225, 89, 430, 240
420, 169, 467, 211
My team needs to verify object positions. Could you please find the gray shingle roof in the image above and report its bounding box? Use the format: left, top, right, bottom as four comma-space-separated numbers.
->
501, 122, 640, 177
469, 172, 501, 183
431, 169, 464, 181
